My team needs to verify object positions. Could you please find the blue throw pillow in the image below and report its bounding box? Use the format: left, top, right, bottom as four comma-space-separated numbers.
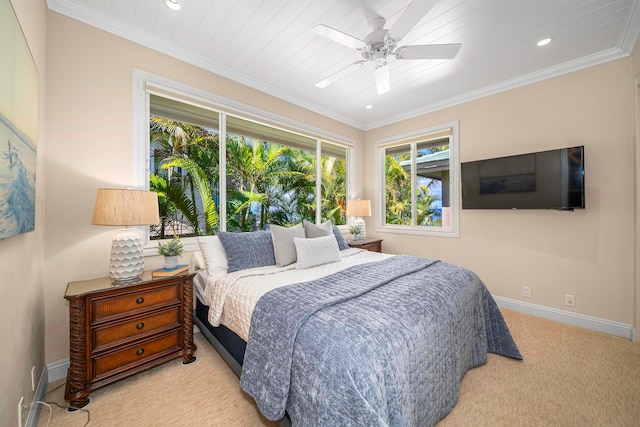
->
332, 226, 349, 251
218, 230, 276, 272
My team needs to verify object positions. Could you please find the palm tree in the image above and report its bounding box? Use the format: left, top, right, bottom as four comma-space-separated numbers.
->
277, 150, 347, 225
384, 154, 441, 226
150, 116, 350, 233
225, 137, 304, 230
319, 155, 347, 225
161, 156, 219, 235
385, 154, 411, 225
415, 184, 441, 226
150, 117, 220, 236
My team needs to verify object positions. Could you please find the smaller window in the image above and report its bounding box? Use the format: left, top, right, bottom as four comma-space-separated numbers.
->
376, 122, 459, 237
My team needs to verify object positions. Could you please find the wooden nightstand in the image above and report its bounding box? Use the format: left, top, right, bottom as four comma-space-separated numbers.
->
64, 271, 196, 409
348, 238, 383, 253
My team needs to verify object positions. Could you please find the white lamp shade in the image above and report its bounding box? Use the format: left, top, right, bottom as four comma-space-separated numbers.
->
92, 189, 160, 226
92, 189, 160, 282
346, 199, 371, 217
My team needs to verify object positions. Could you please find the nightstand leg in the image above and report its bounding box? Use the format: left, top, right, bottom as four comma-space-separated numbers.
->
65, 298, 90, 404
181, 278, 197, 363
64, 369, 91, 409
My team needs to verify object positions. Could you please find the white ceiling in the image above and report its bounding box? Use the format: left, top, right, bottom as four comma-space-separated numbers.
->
47, 0, 640, 130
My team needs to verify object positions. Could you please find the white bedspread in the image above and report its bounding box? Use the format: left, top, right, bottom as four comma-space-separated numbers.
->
201, 248, 392, 341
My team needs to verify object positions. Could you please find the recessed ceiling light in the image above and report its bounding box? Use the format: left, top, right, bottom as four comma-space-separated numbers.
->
537, 37, 552, 47
166, 0, 181, 11
365, 105, 373, 109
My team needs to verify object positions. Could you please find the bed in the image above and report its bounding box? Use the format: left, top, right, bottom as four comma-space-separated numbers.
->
192, 223, 522, 426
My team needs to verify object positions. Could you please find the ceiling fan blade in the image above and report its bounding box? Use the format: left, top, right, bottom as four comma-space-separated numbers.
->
374, 64, 390, 95
395, 43, 461, 60
387, 0, 439, 42
316, 61, 366, 89
312, 24, 367, 50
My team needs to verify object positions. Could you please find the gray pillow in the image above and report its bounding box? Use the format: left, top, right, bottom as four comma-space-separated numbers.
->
270, 223, 305, 266
303, 220, 349, 251
303, 219, 332, 238
218, 230, 276, 272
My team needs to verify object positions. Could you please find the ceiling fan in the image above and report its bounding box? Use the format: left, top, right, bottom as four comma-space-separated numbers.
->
312, 0, 461, 95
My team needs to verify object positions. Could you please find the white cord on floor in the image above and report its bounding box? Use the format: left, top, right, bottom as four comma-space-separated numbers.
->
30, 400, 90, 426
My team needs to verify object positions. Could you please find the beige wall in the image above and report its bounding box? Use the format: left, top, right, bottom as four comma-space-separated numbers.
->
365, 58, 635, 327
632, 38, 640, 339
44, 11, 364, 363
1, 0, 47, 426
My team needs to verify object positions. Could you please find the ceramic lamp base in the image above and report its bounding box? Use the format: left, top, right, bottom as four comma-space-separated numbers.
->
353, 217, 366, 240
109, 228, 144, 282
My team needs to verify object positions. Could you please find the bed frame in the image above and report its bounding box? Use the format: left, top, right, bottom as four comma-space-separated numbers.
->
194, 299, 292, 427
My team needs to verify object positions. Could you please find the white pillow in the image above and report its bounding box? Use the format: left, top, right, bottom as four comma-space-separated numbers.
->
271, 223, 305, 266
191, 250, 206, 270
196, 236, 228, 278
294, 234, 340, 269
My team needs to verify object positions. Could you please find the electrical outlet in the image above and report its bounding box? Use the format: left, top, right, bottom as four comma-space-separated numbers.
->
523, 286, 531, 298
565, 294, 575, 306
31, 365, 36, 392
18, 396, 24, 427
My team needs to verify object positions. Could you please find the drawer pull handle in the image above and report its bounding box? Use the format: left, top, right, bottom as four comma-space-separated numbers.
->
136, 348, 144, 356
136, 297, 144, 304
136, 322, 145, 330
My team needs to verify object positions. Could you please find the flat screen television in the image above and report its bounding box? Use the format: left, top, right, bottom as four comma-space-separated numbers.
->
461, 146, 585, 210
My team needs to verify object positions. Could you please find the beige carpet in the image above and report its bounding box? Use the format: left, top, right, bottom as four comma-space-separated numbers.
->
37, 310, 640, 427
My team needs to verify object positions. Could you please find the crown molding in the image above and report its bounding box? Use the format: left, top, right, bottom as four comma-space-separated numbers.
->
618, 0, 640, 54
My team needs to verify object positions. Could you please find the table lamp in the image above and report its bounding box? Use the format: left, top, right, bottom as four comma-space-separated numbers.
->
346, 199, 371, 241
92, 189, 160, 282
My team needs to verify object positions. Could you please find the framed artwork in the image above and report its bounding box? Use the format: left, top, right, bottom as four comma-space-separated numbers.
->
0, 0, 38, 240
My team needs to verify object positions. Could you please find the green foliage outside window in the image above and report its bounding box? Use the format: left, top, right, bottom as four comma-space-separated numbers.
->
384, 153, 442, 227
148, 116, 347, 238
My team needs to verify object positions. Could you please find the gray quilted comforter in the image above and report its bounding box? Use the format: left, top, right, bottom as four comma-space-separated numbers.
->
240, 255, 522, 426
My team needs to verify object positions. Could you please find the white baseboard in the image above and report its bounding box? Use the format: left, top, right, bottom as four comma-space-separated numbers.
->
47, 358, 70, 383
494, 296, 636, 341
25, 366, 49, 427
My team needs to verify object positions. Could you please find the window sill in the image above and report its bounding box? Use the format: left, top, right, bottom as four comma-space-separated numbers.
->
376, 224, 459, 238
143, 236, 200, 256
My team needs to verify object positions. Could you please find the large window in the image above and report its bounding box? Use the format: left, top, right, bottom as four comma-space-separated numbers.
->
376, 122, 459, 237
144, 89, 352, 243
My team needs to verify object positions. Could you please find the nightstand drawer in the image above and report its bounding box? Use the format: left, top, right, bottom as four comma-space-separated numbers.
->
93, 331, 181, 380
91, 284, 180, 322
93, 307, 181, 350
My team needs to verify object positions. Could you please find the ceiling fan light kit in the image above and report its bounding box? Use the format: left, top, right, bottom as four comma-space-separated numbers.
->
165, 0, 181, 11
312, 0, 461, 96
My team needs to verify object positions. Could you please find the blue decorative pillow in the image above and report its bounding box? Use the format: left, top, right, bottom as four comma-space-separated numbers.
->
332, 226, 349, 251
218, 230, 276, 272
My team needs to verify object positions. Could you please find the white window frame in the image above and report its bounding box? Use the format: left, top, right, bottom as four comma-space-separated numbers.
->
132, 69, 356, 255
375, 121, 460, 238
